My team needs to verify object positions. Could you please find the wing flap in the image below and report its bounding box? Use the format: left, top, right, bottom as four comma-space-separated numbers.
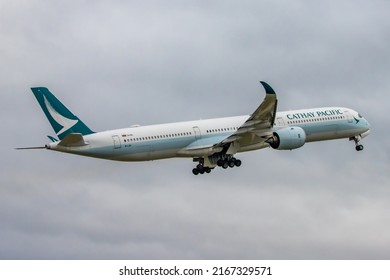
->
184, 135, 229, 150
177, 135, 227, 156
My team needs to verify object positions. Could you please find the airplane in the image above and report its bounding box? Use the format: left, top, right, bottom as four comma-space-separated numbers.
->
17, 81, 370, 175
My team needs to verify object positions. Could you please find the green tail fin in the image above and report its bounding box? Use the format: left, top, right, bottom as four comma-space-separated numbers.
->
31, 87, 94, 140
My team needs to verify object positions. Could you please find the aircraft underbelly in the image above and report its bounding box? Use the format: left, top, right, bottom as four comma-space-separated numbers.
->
304, 124, 362, 142
111, 138, 193, 161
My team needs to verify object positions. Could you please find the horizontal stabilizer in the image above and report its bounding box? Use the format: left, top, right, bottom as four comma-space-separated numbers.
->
58, 133, 88, 147
47, 135, 58, 142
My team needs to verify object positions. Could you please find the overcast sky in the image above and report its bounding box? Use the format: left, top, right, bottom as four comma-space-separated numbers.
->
1, 0, 389, 259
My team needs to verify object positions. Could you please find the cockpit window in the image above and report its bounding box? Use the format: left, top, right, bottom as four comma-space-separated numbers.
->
358, 113, 363, 118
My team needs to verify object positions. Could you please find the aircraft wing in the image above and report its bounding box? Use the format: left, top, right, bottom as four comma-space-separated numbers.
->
219, 81, 277, 150
179, 81, 277, 156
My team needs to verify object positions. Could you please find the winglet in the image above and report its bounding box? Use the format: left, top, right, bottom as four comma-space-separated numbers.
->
260, 81, 275, 94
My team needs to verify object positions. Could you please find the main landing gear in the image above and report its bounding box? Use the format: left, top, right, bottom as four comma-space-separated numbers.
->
192, 155, 241, 175
192, 156, 242, 175
192, 165, 211, 175
350, 135, 364, 151
217, 158, 242, 169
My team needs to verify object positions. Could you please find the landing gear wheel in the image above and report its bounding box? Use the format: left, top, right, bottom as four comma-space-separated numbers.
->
222, 162, 229, 169
356, 145, 364, 151
228, 160, 235, 168
234, 159, 242, 167
192, 158, 213, 175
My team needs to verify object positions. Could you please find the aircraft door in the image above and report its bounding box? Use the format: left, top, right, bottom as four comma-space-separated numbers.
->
112, 135, 121, 149
193, 126, 201, 140
344, 111, 353, 123
276, 117, 285, 126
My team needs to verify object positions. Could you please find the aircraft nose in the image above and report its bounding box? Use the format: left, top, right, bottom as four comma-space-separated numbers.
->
365, 118, 371, 129
361, 118, 371, 137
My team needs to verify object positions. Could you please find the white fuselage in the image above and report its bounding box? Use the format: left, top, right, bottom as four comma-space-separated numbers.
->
46, 107, 370, 161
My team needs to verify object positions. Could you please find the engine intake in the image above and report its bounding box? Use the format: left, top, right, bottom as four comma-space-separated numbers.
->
266, 127, 306, 150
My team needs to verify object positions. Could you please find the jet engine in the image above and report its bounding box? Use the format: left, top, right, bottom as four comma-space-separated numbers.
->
266, 127, 306, 150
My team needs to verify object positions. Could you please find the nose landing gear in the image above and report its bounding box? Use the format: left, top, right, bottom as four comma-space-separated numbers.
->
356, 145, 364, 151
350, 135, 364, 151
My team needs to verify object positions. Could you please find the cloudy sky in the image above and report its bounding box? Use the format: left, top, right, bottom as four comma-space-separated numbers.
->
1, 0, 389, 259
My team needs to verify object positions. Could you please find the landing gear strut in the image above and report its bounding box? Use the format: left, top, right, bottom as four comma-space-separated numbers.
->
350, 135, 364, 151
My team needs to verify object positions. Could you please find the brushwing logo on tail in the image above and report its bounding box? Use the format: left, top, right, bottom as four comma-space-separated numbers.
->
43, 96, 78, 135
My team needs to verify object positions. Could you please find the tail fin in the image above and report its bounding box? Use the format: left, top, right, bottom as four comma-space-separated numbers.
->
31, 87, 94, 140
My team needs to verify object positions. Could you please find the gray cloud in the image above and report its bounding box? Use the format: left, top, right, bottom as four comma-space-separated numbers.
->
1, 0, 389, 259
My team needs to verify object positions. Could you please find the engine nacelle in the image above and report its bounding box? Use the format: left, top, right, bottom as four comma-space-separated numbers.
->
267, 127, 306, 150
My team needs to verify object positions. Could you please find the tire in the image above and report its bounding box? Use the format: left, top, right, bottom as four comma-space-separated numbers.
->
356, 145, 364, 151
